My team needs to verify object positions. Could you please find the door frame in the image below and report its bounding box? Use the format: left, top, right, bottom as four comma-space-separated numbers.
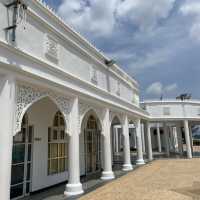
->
84, 128, 101, 176
11, 118, 34, 200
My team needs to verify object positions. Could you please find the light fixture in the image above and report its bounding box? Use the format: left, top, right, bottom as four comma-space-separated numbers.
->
105, 59, 116, 67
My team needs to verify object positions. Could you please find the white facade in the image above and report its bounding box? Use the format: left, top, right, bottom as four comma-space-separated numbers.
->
141, 100, 200, 160
0, 1, 149, 199
0, 1, 199, 200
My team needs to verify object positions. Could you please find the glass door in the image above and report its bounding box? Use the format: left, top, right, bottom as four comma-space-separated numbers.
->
10, 115, 33, 199
84, 129, 101, 175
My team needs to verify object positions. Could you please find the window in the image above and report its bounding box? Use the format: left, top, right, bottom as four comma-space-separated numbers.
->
132, 93, 139, 105
87, 115, 97, 130
163, 107, 170, 116
48, 111, 68, 175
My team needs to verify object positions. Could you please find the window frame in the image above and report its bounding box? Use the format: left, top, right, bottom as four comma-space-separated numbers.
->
48, 111, 68, 176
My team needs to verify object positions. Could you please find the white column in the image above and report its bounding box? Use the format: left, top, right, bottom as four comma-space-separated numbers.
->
189, 125, 193, 155
141, 124, 146, 153
133, 128, 137, 149
183, 120, 192, 159
0, 75, 16, 200
136, 119, 145, 165
65, 97, 83, 196
101, 108, 115, 180
122, 115, 133, 171
173, 127, 179, 153
115, 127, 119, 154
146, 122, 153, 161
156, 124, 162, 153
170, 127, 174, 151
176, 125, 183, 155
163, 123, 170, 157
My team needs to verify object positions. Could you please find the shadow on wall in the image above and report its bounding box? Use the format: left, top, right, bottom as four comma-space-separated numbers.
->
0, 75, 10, 97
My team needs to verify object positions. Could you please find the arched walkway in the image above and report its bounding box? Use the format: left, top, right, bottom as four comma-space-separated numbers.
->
10, 97, 68, 199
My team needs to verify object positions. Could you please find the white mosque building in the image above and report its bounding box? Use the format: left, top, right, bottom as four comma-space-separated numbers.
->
0, 1, 199, 200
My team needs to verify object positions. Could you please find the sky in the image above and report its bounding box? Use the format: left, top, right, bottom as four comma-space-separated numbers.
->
45, 0, 200, 101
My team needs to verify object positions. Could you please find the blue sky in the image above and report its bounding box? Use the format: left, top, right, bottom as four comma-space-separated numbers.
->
45, 0, 200, 100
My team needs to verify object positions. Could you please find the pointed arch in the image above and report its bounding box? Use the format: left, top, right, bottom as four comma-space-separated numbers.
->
80, 108, 102, 132
15, 84, 70, 135
110, 114, 123, 127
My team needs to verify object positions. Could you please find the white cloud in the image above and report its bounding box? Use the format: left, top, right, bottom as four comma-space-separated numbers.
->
180, 1, 200, 16
180, 0, 200, 41
58, 0, 176, 37
128, 47, 173, 73
58, 0, 118, 37
190, 23, 200, 42
116, 0, 176, 32
146, 82, 178, 96
146, 82, 163, 96
165, 83, 178, 93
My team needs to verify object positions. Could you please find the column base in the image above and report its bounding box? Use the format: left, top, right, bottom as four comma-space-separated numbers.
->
122, 164, 133, 171
101, 171, 115, 180
136, 159, 145, 165
187, 155, 192, 159
64, 183, 84, 196
148, 157, 153, 162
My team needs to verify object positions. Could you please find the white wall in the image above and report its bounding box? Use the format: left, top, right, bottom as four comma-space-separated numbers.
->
143, 101, 200, 119
27, 97, 68, 192
0, 1, 139, 106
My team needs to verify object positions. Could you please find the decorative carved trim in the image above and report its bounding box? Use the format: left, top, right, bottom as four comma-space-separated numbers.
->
15, 84, 70, 134
44, 34, 59, 62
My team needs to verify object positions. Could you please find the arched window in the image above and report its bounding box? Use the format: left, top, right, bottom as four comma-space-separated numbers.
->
87, 115, 97, 130
48, 111, 67, 175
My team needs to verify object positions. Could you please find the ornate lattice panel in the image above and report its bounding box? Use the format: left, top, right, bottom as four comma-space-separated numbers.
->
15, 84, 70, 134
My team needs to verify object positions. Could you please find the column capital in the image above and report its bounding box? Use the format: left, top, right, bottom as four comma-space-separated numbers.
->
135, 118, 141, 128
156, 122, 161, 128
122, 114, 128, 124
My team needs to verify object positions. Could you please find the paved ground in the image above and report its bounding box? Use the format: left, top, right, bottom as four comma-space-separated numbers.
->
22, 168, 129, 200
79, 159, 200, 200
